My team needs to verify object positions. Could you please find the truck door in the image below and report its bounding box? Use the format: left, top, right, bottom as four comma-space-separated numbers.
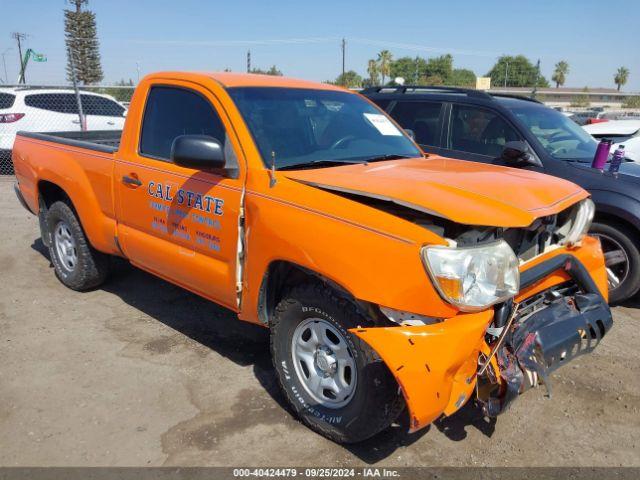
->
114, 84, 244, 311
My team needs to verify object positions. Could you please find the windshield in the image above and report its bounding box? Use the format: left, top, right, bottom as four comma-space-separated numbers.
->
229, 87, 421, 169
507, 102, 598, 162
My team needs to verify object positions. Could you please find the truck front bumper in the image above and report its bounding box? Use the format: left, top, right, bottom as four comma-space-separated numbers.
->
351, 237, 611, 433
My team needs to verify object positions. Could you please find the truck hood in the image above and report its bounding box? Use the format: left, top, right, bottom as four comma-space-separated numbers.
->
285, 157, 588, 228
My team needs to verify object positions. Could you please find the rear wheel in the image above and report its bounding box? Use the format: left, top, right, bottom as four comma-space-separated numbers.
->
46, 201, 110, 291
270, 283, 403, 443
591, 221, 640, 303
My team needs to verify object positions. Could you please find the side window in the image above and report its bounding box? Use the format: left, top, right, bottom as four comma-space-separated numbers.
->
449, 104, 520, 157
24, 93, 78, 114
388, 101, 443, 146
0, 93, 15, 109
80, 95, 125, 117
140, 86, 229, 162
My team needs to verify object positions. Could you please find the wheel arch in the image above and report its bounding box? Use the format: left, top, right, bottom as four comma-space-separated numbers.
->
257, 260, 385, 327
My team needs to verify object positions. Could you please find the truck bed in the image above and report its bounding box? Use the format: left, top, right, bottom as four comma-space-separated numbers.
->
17, 130, 122, 154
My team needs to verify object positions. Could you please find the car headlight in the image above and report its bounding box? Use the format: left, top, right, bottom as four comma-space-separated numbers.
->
422, 240, 519, 311
562, 198, 595, 247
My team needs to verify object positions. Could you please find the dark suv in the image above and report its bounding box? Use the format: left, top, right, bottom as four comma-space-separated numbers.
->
363, 86, 640, 303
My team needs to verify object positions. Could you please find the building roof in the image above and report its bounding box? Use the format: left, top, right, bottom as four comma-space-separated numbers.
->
489, 87, 638, 96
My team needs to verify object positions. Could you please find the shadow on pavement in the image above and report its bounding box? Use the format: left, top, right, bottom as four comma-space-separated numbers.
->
434, 401, 496, 441
31, 237, 494, 462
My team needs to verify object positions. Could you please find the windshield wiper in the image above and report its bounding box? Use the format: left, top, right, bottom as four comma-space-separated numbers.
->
278, 159, 364, 171
361, 154, 414, 163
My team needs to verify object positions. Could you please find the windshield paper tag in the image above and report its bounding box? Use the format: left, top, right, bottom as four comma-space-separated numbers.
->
363, 113, 402, 136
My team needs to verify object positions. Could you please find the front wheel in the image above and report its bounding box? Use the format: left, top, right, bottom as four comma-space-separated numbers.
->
270, 283, 403, 443
590, 221, 640, 303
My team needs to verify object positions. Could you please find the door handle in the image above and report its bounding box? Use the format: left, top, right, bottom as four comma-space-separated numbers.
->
122, 175, 142, 187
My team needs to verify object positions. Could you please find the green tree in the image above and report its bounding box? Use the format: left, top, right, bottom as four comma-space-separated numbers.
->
449, 68, 476, 87
334, 70, 363, 88
366, 59, 380, 85
551, 60, 569, 88
487, 55, 548, 88
389, 56, 428, 85
622, 95, 640, 108
424, 54, 453, 81
64, 0, 103, 84
614, 66, 630, 91
570, 87, 591, 107
389, 56, 416, 84
377, 50, 393, 84
250, 65, 283, 76
423, 75, 444, 86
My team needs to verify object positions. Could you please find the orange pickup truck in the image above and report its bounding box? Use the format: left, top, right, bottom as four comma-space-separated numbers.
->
13, 72, 612, 443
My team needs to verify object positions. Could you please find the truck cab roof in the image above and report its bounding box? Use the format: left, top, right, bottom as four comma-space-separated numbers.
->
145, 71, 346, 91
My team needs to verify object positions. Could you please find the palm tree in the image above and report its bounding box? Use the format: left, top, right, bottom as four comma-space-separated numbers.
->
377, 50, 393, 85
551, 60, 569, 88
367, 59, 380, 85
614, 67, 630, 91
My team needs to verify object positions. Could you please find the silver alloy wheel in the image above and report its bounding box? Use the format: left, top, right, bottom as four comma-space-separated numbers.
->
54, 221, 78, 272
593, 232, 630, 291
291, 317, 357, 408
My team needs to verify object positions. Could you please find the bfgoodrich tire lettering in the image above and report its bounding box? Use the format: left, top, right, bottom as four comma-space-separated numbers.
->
46, 201, 109, 291
270, 283, 403, 443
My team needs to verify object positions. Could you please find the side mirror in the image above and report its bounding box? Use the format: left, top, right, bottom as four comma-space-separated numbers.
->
171, 135, 225, 170
500, 140, 542, 168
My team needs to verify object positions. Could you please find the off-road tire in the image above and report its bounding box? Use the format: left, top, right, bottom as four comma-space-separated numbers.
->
46, 201, 109, 291
270, 283, 403, 443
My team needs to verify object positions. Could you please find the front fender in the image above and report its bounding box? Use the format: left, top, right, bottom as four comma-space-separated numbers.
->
351, 309, 493, 432
589, 189, 640, 231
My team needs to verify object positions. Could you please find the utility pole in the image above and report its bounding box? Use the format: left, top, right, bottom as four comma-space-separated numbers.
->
532, 58, 540, 98
1, 48, 11, 84
247, 50, 251, 73
341, 38, 346, 80
68, 47, 86, 131
504, 61, 509, 87
12, 32, 27, 84
136, 61, 140, 83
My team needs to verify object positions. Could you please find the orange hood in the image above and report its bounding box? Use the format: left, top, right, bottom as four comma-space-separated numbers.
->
285, 157, 588, 228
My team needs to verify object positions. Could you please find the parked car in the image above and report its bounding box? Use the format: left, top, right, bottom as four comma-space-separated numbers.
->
0, 87, 126, 174
364, 86, 640, 302
583, 119, 640, 162
13, 72, 611, 443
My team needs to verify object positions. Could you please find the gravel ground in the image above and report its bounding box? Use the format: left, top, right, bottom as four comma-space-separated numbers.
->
1, 177, 639, 467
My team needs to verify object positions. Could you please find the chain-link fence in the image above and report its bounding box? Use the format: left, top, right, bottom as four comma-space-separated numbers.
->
0, 85, 134, 175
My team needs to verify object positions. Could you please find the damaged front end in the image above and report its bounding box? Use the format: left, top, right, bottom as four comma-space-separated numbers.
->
477, 254, 613, 417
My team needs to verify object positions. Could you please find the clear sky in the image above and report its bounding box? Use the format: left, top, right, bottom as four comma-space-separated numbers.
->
2, 0, 639, 90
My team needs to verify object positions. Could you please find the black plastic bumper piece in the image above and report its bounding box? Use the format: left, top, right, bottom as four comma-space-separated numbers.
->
483, 254, 612, 416
494, 253, 604, 328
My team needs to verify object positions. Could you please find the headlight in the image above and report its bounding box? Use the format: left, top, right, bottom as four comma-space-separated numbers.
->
422, 240, 519, 311
563, 198, 595, 246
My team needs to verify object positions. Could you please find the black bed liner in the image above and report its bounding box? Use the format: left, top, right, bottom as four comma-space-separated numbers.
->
17, 130, 122, 154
